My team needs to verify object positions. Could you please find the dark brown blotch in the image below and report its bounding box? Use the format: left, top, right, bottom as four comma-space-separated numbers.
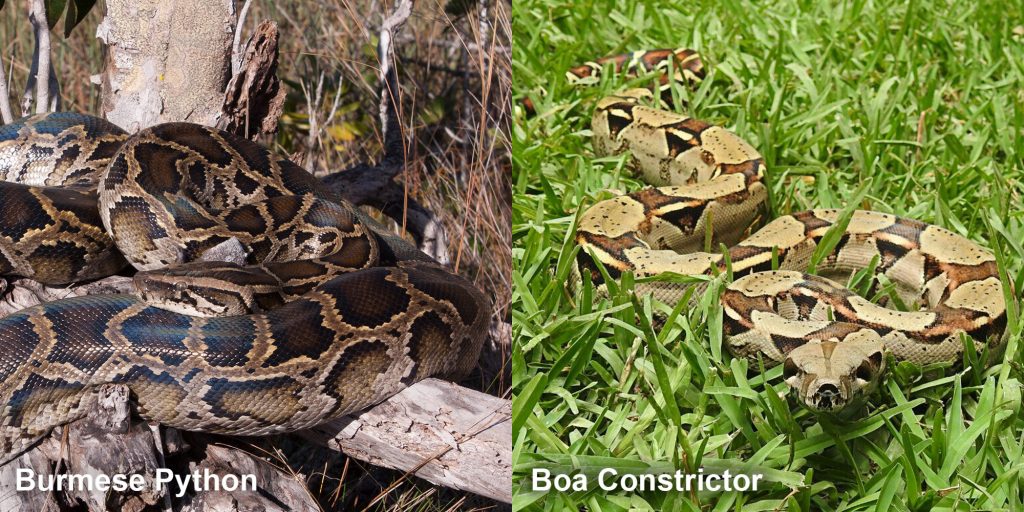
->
131, 142, 188, 195
224, 204, 269, 236
631, 187, 686, 212
121, 306, 193, 366
43, 299, 119, 372
322, 236, 374, 269
401, 311, 456, 384
0, 310, 41, 382
322, 338, 392, 402
263, 302, 340, 366
265, 196, 305, 230
156, 123, 234, 166
28, 241, 90, 282
403, 266, 484, 326
197, 316, 258, 367
601, 103, 635, 140
87, 137, 128, 162
7, 374, 84, 427
0, 184, 53, 239
201, 374, 302, 423
323, 268, 411, 328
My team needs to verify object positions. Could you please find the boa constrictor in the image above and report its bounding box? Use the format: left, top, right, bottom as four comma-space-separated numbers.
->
571, 49, 1007, 413
0, 112, 490, 464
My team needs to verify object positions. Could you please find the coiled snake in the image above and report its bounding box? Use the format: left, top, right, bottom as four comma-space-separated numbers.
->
0, 113, 490, 464
570, 49, 1007, 413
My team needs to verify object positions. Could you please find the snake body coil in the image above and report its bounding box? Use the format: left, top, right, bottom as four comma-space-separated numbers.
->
571, 50, 1006, 413
0, 113, 489, 464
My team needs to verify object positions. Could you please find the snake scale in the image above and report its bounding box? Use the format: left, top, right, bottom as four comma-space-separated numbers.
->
0, 113, 490, 464
569, 49, 1007, 413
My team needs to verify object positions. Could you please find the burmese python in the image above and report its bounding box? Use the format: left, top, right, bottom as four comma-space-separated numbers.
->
570, 49, 1007, 413
0, 113, 489, 464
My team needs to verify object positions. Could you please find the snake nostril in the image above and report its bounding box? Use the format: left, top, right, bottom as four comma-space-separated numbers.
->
817, 383, 839, 398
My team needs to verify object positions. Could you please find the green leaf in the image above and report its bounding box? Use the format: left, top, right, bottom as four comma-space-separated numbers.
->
512, 373, 546, 440
63, 0, 97, 37
45, 0, 67, 30
806, 179, 871, 274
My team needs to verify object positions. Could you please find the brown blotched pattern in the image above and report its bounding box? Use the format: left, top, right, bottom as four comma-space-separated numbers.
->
0, 113, 492, 464
0, 113, 129, 283
0, 262, 489, 462
572, 50, 1007, 413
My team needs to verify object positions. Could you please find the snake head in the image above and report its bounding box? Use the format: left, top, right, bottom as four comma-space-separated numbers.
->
782, 330, 886, 414
134, 262, 284, 317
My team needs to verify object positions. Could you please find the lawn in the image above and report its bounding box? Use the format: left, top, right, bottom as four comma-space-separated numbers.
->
512, 0, 1024, 510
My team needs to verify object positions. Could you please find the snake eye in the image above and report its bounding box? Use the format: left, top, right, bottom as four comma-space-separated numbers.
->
782, 359, 799, 380
869, 351, 883, 367
855, 361, 874, 382
855, 351, 883, 382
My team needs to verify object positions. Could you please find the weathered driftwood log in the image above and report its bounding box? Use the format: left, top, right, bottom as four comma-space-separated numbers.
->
303, 378, 512, 504
62, 385, 173, 511
0, 443, 62, 511
177, 444, 320, 512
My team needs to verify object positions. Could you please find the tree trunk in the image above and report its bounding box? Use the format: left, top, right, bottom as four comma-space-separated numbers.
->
96, 0, 235, 131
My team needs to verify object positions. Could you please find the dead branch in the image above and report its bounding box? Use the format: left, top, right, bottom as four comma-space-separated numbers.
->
219, 20, 287, 139
24, 0, 59, 115
179, 444, 320, 512
0, 52, 13, 123
377, 0, 412, 166
302, 378, 511, 504
319, 0, 455, 262
301, 71, 337, 172
230, 0, 254, 74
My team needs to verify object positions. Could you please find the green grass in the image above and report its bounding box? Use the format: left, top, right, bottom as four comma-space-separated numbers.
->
511, 1, 1024, 510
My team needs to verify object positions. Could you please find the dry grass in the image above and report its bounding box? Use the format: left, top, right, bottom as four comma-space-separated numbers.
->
0, 0, 509, 509
263, 0, 511, 395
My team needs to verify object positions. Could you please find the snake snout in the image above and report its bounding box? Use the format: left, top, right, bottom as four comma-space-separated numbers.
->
811, 382, 845, 411
817, 383, 839, 397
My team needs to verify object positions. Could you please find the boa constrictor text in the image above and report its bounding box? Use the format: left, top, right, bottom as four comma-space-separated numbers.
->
0, 112, 490, 464
570, 49, 1007, 413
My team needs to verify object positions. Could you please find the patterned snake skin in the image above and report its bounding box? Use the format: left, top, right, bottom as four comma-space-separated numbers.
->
0, 113, 490, 464
570, 49, 1007, 413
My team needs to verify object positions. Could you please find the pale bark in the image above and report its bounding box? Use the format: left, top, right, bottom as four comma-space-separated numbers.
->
179, 445, 320, 512
23, 0, 59, 115
0, 52, 13, 123
96, 0, 235, 131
